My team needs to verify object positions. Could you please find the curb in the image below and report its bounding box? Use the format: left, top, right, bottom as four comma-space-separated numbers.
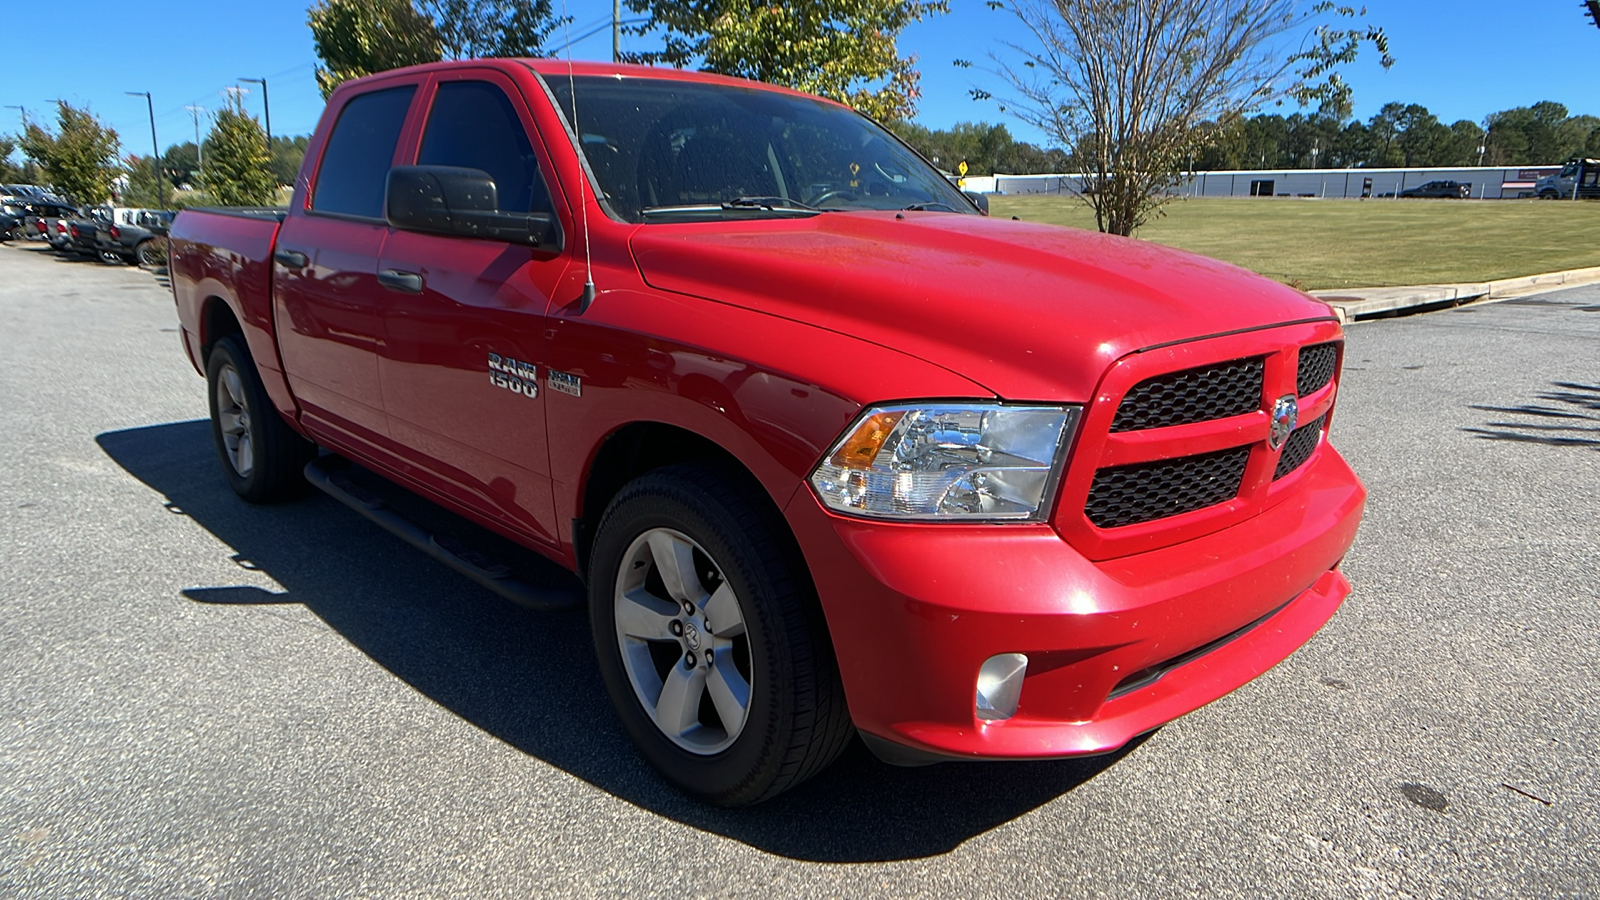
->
1311, 265, 1600, 323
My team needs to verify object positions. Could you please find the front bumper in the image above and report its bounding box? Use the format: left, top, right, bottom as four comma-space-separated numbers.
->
784, 444, 1365, 761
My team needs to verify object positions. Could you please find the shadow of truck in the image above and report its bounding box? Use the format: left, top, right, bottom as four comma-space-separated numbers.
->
97, 419, 1139, 862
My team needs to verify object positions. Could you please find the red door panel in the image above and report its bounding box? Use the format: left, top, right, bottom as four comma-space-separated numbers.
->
274, 214, 390, 446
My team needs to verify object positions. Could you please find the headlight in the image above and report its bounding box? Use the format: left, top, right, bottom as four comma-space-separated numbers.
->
809, 402, 1080, 521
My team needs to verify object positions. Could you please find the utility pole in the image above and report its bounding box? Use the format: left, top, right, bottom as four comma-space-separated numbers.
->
125, 91, 164, 208
239, 77, 271, 145
613, 0, 621, 62
185, 105, 205, 181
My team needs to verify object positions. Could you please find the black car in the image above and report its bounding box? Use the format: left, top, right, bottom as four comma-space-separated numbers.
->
1399, 180, 1471, 199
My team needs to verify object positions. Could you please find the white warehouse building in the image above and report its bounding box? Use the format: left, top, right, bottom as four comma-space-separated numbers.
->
990, 166, 1565, 200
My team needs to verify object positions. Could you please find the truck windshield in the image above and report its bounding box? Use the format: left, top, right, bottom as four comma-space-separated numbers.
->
546, 75, 974, 223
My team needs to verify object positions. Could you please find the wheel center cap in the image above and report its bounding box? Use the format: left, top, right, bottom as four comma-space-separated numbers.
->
683, 622, 702, 651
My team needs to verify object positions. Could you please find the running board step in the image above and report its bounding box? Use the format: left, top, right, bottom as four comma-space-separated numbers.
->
304, 456, 583, 612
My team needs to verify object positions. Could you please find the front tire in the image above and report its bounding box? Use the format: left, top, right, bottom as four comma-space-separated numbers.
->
588, 465, 853, 806
206, 334, 316, 503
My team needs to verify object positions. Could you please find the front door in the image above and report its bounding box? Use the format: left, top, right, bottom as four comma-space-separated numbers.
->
376, 72, 572, 546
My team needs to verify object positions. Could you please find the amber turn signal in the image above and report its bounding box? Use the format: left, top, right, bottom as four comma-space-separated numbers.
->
828, 410, 905, 468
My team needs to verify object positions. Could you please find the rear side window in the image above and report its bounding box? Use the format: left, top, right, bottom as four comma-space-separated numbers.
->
312, 85, 416, 218
418, 81, 551, 214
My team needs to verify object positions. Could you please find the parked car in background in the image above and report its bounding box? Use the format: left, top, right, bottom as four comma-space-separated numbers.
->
60, 208, 119, 261
1, 199, 30, 237
42, 206, 90, 251
0, 210, 20, 242
102, 208, 173, 267
1537, 158, 1600, 200
1399, 180, 1471, 199
24, 202, 77, 239
2, 184, 47, 199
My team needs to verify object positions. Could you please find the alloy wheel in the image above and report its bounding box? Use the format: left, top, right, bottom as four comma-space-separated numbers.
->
614, 527, 754, 754
215, 365, 255, 478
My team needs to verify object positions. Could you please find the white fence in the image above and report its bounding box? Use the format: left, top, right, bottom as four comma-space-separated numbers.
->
990, 166, 1564, 200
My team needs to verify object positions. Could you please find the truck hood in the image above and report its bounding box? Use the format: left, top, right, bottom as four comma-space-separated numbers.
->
629, 211, 1335, 400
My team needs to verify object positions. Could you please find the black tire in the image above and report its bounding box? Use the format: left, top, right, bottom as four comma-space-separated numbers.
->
588, 464, 853, 806
98, 249, 124, 265
205, 334, 316, 503
136, 239, 163, 269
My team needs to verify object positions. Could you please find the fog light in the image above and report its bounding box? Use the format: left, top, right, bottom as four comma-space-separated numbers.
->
975, 653, 1028, 721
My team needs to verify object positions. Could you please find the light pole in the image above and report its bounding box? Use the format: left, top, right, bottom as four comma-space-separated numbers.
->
613, 0, 621, 62
125, 91, 164, 208
239, 77, 271, 145
5, 104, 25, 125
185, 105, 205, 183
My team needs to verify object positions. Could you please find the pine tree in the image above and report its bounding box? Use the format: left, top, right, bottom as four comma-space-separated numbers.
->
202, 93, 276, 207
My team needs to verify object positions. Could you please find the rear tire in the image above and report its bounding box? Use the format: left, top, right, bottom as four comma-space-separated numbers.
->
206, 334, 316, 503
588, 464, 853, 806
136, 239, 163, 269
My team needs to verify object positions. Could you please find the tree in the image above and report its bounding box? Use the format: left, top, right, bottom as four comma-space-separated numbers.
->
162, 142, 200, 188
417, 0, 562, 59
202, 94, 276, 206
308, 0, 442, 99
890, 120, 1072, 174
119, 154, 168, 208
991, 0, 1391, 235
269, 135, 311, 187
0, 136, 23, 183
626, 0, 948, 122
1442, 120, 1485, 166
17, 102, 122, 205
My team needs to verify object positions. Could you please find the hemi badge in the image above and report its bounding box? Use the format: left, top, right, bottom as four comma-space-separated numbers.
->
548, 370, 582, 397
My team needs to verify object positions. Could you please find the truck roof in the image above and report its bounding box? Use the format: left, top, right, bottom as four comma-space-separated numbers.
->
331, 58, 847, 109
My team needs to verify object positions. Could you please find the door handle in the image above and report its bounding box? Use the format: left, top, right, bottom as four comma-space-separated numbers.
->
377, 268, 424, 294
274, 248, 309, 269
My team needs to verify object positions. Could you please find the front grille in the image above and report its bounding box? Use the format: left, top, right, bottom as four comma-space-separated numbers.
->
1296, 343, 1338, 396
1085, 445, 1251, 529
1273, 415, 1324, 480
1111, 357, 1264, 432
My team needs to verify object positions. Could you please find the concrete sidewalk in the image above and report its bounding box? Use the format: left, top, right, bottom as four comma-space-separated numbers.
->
1311, 265, 1600, 322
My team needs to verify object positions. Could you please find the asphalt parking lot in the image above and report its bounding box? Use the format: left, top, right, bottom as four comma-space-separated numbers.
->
1, 240, 1596, 897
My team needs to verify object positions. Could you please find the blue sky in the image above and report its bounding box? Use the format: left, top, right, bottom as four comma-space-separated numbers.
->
4, 0, 1597, 155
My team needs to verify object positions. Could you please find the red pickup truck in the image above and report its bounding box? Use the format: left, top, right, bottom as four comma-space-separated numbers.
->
169, 59, 1365, 806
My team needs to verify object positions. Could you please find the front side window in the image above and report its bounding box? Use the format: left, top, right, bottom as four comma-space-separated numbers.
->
311, 85, 416, 218
547, 76, 974, 223
418, 80, 553, 215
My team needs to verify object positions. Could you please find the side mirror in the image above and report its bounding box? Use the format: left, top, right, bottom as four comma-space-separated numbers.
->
386, 165, 559, 248
964, 190, 990, 216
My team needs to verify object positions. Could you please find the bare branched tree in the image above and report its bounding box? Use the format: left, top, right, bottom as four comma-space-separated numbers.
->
991, 0, 1391, 235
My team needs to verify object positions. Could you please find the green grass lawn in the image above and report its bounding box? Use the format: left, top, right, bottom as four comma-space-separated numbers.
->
988, 195, 1600, 290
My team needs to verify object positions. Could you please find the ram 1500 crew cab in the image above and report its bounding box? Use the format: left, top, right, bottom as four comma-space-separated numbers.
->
168, 59, 1366, 806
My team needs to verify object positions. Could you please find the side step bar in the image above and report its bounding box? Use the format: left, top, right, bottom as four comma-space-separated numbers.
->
304, 456, 583, 612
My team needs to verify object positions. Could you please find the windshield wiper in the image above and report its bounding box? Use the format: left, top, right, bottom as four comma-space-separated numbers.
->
901, 202, 961, 212
640, 198, 822, 221
721, 196, 822, 212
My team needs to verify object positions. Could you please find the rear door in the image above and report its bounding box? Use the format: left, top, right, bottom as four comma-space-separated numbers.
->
375, 70, 573, 546
274, 80, 421, 450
